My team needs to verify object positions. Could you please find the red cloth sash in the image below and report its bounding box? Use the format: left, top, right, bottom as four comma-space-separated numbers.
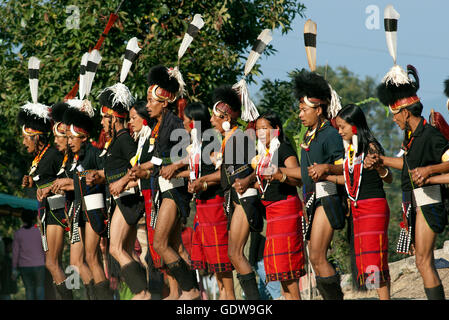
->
142, 189, 163, 269
261, 195, 306, 282
351, 198, 390, 286
191, 195, 233, 273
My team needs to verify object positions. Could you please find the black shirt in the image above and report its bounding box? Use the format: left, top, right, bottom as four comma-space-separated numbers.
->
71, 143, 104, 174
151, 111, 188, 177
138, 138, 154, 190
355, 166, 386, 200
300, 121, 344, 187
196, 136, 223, 200
71, 142, 105, 198
401, 118, 449, 192
56, 153, 73, 179
56, 153, 74, 202
104, 129, 137, 184
220, 128, 257, 191
261, 142, 299, 201
32, 146, 63, 189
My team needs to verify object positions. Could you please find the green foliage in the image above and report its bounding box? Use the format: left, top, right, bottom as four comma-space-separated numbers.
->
0, 0, 305, 199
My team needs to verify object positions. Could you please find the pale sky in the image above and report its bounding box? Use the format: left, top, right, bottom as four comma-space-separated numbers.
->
250, 0, 449, 118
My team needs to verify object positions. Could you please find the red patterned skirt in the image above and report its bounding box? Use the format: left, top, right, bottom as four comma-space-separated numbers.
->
351, 198, 390, 287
191, 195, 233, 273
262, 195, 306, 282
142, 189, 163, 269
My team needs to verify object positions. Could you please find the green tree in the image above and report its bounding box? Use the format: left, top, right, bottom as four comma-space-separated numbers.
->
0, 0, 305, 196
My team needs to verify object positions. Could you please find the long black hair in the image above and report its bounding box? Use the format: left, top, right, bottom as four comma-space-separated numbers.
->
256, 112, 288, 144
184, 102, 212, 133
131, 100, 154, 126
336, 104, 384, 156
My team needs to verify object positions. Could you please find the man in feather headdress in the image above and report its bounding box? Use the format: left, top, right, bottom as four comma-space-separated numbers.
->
138, 64, 199, 300
369, 64, 449, 300
289, 69, 346, 300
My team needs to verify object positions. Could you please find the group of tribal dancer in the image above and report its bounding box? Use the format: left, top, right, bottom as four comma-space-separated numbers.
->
16, 10, 449, 301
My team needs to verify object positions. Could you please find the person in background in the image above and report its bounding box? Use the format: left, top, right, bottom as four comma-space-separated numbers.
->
12, 212, 46, 300
0, 237, 17, 299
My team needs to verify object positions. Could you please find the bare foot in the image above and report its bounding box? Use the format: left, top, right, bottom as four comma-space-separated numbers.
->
132, 290, 152, 300
178, 288, 201, 300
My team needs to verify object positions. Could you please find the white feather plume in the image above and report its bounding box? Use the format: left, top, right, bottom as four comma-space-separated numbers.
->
66, 98, 95, 118
21, 102, 50, 123
120, 37, 141, 83
232, 78, 259, 122
78, 52, 89, 100
244, 29, 272, 76
382, 64, 411, 86
328, 84, 342, 119
99, 82, 135, 111
66, 99, 83, 109
178, 14, 205, 61
384, 5, 400, 64
85, 50, 102, 97
28, 56, 40, 104
231, 29, 272, 122
168, 66, 187, 98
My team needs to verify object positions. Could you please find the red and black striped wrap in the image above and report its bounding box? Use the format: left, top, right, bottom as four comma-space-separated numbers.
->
191, 195, 233, 273
261, 195, 306, 282
351, 197, 390, 287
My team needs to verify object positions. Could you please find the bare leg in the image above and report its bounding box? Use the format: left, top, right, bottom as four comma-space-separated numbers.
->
154, 199, 183, 264
216, 271, 235, 300
163, 273, 181, 300
109, 206, 150, 300
376, 282, 390, 300
45, 225, 66, 284
281, 280, 301, 300
308, 206, 335, 277
84, 222, 107, 284
172, 218, 192, 266
69, 232, 93, 286
414, 208, 441, 288
227, 204, 252, 275
154, 198, 199, 300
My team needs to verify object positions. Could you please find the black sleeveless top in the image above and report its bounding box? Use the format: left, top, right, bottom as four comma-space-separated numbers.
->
197, 138, 223, 200
104, 129, 137, 184
220, 128, 256, 191
32, 146, 63, 189
355, 167, 385, 200
261, 142, 299, 202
